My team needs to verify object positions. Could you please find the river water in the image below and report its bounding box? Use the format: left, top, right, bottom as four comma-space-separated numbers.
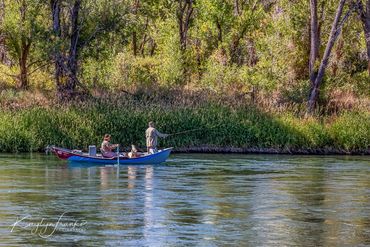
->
0, 153, 369, 246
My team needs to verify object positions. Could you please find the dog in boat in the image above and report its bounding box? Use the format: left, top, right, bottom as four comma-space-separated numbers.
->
128, 145, 139, 158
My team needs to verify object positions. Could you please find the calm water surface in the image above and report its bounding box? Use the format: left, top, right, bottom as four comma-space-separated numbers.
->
0, 153, 369, 246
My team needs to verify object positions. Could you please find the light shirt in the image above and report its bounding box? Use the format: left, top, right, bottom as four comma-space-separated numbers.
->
146, 127, 167, 148
101, 140, 113, 152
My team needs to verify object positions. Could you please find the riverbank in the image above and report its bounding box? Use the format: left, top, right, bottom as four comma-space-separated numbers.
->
172, 147, 369, 155
0, 95, 368, 154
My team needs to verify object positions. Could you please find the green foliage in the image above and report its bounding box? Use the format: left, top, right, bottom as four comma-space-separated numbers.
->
152, 18, 184, 86
0, 0, 49, 81
111, 17, 186, 88
0, 0, 368, 103
0, 102, 368, 153
0, 64, 17, 88
1, 1, 41, 56
200, 49, 251, 92
82, 57, 115, 89
113, 52, 159, 88
328, 112, 370, 151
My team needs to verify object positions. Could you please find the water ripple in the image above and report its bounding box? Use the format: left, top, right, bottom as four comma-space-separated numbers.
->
0, 153, 369, 246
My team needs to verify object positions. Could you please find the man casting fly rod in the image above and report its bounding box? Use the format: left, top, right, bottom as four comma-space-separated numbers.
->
145, 121, 169, 154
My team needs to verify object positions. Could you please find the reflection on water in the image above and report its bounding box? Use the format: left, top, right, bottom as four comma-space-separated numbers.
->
0, 153, 369, 246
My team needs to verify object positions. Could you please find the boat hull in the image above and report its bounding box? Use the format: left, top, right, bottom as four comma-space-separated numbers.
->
50, 146, 172, 164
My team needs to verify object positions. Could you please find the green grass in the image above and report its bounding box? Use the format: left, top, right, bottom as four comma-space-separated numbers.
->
0, 101, 368, 153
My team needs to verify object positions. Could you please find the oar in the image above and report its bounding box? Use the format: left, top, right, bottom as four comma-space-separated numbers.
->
116, 145, 120, 165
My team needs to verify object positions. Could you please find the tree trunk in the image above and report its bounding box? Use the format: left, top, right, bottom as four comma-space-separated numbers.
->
309, 0, 320, 84
332, 37, 344, 76
230, 26, 247, 65
194, 38, 202, 80
365, 0, 370, 75
308, 0, 352, 113
0, 0, 10, 65
132, 32, 138, 56
138, 17, 149, 56
139, 34, 146, 56
176, 0, 194, 82
19, 59, 28, 89
66, 0, 81, 96
365, 24, 370, 74
216, 18, 222, 43
17, 0, 30, 89
358, 0, 370, 75
229, 1, 250, 65
51, 0, 81, 99
0, 36, 7, 65
50, 0, 66, 98
50, 0, 61, 36
149, 38, 156, 56
132, 0, 139, 56
234, 0, 239, 16
18, 42, 30, 89
246, 38, 258, 66
177, 0, 194, 51
0, 0, 3, 25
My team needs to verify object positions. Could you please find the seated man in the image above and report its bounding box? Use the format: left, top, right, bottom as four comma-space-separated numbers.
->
101, 134, 119, 158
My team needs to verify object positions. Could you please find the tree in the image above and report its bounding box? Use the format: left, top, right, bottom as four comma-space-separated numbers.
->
195, 0, 264, 68
357, 0, 370, 75
125, 0, 162, 57
228, 0, 264, 65
131, 0, 140, 56
0, 0, 10, 65
308, 0, 357, 113
50, 0, 82, 99
196, 0, 234, 51
309, 0, 320, 84
0, 0, 45, 89
174, 0, 195, 82
177, 0, 195, 51
49, 0, 127, 99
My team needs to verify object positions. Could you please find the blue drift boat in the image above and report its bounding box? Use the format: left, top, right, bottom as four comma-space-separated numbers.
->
50, 146, 172, 164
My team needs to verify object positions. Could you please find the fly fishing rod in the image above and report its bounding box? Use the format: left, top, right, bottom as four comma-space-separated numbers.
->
167, 124, 222, 137
127, 124, 223, 151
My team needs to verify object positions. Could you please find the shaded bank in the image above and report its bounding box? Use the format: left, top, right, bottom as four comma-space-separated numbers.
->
0, 100, 368, 154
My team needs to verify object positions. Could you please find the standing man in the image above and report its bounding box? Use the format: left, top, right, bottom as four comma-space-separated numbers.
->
145, 121, 169, 154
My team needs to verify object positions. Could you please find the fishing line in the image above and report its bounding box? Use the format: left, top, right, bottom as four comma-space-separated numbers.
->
167, 123, 223, 137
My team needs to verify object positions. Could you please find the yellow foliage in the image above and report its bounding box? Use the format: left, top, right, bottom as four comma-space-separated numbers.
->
0, 64, 18, 88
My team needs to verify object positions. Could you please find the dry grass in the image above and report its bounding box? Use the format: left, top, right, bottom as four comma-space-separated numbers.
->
0, 86, 369, 116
